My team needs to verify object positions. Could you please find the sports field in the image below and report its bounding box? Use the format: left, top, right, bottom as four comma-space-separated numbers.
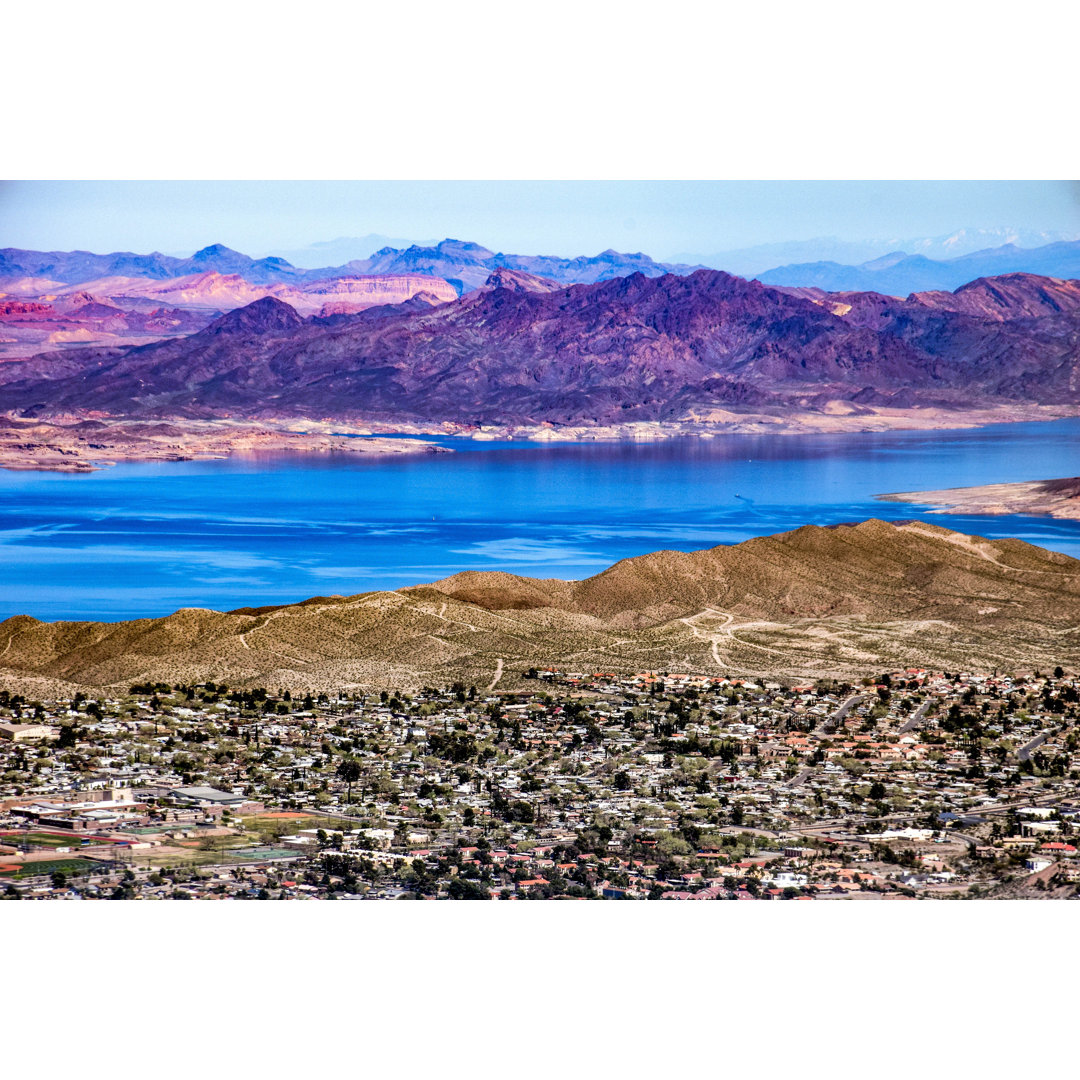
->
0, 831, 120, 849
0, 858, 96, 879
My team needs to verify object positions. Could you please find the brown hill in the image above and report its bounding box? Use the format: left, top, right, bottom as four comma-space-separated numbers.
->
2, 520, 1078, 695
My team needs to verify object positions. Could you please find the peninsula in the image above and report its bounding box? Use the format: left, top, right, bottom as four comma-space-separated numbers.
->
880, 477, 1080, 521
0, 416, 448, 473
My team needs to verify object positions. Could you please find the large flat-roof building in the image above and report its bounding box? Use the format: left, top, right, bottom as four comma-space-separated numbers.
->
0, 723, 58, 742
170, 786, 246, 807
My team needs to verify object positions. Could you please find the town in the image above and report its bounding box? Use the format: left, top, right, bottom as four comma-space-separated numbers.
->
2, 664, 1079, 900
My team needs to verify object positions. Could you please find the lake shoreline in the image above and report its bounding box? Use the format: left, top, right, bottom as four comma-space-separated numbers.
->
453, 404, 1076, 444
0, 416, 450, 473
2, 402, 1076, 472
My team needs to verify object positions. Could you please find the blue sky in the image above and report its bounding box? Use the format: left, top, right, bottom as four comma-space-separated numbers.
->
2, 180, 1078, 262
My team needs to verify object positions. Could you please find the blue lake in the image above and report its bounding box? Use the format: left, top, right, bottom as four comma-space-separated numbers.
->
1, 418, 1079, 622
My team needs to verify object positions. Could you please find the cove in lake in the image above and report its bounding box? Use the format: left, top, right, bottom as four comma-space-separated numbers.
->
1, 418, 1078, 622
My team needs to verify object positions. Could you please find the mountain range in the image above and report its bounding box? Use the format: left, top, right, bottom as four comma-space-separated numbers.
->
677, 228, 1080, 278
0, 271, 459, 361
2, 268, 1078, 428
757, 240, 1080, 295
0, 243, 303, 287
2, 520, 1077, 692
258, 234, 421, 268
8, 234, 1080, 300
0, 239, 700, 293
341, 239, 705, 292
0, 240, 703, 361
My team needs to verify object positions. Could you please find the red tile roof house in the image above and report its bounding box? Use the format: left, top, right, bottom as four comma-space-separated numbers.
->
1040, 842, 1078, 857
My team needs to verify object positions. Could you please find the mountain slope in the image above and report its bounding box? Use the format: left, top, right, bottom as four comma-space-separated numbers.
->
2, 520, 1078, 692
906, 274, 1080, 320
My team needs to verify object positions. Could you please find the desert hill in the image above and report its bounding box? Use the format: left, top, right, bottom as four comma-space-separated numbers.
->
2, 520, 1078, 695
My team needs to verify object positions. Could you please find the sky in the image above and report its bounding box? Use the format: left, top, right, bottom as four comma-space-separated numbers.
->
2, 181, 1079, 264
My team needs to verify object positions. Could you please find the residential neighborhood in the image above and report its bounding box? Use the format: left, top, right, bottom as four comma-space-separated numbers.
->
2, 666, 1079, 899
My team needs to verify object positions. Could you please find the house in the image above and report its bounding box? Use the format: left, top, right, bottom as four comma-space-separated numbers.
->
769, 871, 808, 889
1039, 842, 1077, 858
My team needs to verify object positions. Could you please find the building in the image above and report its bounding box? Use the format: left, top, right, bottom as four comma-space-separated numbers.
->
0, 722, 58, 742
169, 786, 247, 807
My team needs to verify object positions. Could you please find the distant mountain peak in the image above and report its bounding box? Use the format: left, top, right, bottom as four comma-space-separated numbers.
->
204, 296, 303, 336
192, 243, 240, 259
428, 239, 497, 261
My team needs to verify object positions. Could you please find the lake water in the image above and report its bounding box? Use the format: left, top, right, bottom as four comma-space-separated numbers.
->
2, 418, 1079, 622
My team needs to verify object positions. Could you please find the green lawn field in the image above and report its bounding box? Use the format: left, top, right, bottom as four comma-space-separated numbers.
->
0, 858, 97, 879
0, 831, 99, 849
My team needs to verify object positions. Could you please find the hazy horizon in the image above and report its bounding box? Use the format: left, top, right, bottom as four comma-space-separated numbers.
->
3, 181, 1079, 268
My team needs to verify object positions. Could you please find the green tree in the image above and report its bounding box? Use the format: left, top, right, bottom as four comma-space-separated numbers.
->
337, 758, 363, 804
447, 877, 490, 900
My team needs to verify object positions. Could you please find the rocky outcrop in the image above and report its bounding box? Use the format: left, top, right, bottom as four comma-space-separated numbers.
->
484, 267, 563, 293
301, 274, 458, 306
